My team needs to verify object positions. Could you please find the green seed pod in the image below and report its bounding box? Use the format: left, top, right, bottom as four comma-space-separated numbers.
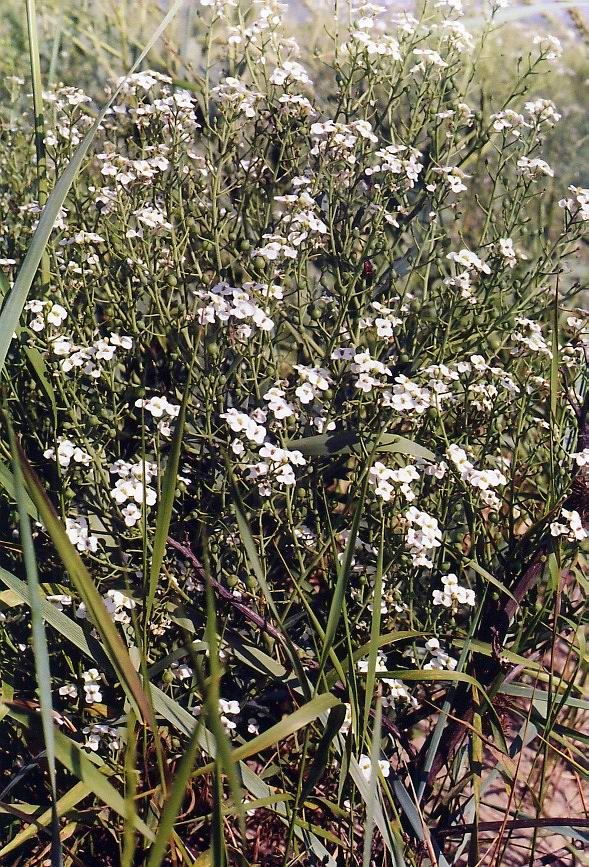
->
166, 275, 178, 288
162, 669, 175, 684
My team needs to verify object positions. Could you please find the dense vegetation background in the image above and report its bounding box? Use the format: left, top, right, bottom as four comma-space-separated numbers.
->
0, 1, 587, 865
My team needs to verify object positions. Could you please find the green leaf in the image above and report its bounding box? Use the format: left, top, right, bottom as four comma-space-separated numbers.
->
0, 781, 89, 859
229, 471, 312, 700
349, 757, 398, 860
7, 415, 61, 867
0, 569, 336, 865
501, 683, 589, 712
363, 696, 382, 867
363, 527, 385, 737
0, 461, 38, 519
23, 346, 57, 426
146, 369, 192, 621
300, 704, 347, 801
2, 705, 154, 843
145, 718, 203, 867
466, 560, 516, 602
318, 469, 372, 675
286, 431, 435, 461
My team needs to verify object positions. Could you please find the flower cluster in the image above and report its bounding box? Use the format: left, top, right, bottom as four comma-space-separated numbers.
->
432, 574, 476, 609
550, 509, 588, 543
109, 459, 158, 526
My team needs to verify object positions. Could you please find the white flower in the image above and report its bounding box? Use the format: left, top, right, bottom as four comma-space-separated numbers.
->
121, 503, 142, 527
432, 573, 476, 609
66, 516, 98, 553
221, 407, 267, 444
47, 594, 72, 611
133, 205, 172, 232
44, 438, 91, 469
58, 683, 77, 699
550, 508, 587, 542
532, 33, 562, 62
559, 186, 589, 223
104, 589, 137, 624
572, 448, 589, 467
82, 669, 103, 704
270, 61, 312, 87
447, 249, 491, 274
263, 385, 295, 420
358, 754, 390, 781
517, 157, 554, 180
135, 395, 180, 419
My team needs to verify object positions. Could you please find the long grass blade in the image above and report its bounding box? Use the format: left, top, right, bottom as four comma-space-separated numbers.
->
146, 363, 193, 621
2, 704, 154, 842
0, 0, 186, 375
7, 415, 61, 867
16, 441, 155, 727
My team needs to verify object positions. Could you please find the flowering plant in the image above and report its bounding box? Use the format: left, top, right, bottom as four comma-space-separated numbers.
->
0, 0, 587, 864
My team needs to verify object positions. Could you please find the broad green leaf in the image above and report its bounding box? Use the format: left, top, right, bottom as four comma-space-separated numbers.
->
286, 431, 435, 461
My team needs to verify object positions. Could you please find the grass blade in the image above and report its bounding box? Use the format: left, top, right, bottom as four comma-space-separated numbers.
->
7, 416, 61, 867
145, 718, 203, 867
146, 364, 193, 621
2, 704, 154, 842
0, 0, 186, 376
16, 441, 155, 727
362, 695, 382, 867
0, 781, 89, 860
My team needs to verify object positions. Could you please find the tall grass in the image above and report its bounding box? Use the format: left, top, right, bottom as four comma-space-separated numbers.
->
0, 0, 586, 865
